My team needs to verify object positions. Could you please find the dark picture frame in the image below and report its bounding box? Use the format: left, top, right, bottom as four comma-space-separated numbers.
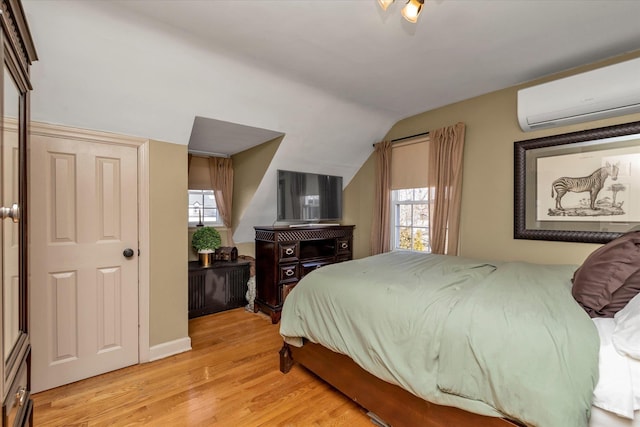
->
514, 120, 640, 243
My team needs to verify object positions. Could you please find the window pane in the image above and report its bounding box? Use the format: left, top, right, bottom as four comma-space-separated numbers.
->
396, 189, 413, 201
397, 227, 412, 250
414, 187, 428, 201
203, 207, 217, 219
188, 190, 203, 223
412, 204, 429, 226
203, 191, 216, 208
188, 189, 219, 224
189, 193, 202, 206
398, 204, 412, 226
188, 208, 201, 223
412, 228, 429, 252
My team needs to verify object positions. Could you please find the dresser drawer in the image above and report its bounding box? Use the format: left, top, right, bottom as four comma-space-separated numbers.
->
336, 238, 351, 255
280, 281, 299, 303
279, 263, 299, 282
301, 259, 333, 277
4, 358, 30, 427
279, 242, 298, 262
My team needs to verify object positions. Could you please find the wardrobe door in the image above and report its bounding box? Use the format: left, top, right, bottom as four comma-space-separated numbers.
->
2, 58, 27, 373
0, 1, 37, 425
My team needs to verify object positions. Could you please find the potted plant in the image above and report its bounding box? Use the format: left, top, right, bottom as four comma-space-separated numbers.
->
192, 226, 222, 267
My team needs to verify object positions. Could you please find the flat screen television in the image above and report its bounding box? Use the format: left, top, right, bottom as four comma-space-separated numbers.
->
277, 169, 343, 222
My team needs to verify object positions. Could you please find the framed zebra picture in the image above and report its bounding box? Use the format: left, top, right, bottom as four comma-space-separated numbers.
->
514, 120, 640, 243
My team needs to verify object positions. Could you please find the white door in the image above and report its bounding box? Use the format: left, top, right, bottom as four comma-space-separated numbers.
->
30, 134, 139, 393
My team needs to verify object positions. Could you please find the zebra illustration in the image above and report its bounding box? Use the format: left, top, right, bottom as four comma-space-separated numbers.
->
551, 162, 619, 210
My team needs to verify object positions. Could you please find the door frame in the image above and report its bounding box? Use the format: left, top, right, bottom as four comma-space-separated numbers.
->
29, 121, 151, 362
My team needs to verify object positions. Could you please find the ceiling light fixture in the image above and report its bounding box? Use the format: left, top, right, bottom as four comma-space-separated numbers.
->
378, 0, 425, 23
401, 0, 424, 23
377, 0, 395, 11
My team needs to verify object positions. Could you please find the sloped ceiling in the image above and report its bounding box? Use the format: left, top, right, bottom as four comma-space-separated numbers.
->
188, 117, 283, 157
22, 0, 640, 242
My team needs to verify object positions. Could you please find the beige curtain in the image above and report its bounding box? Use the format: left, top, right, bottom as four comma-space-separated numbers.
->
370, 140, 392, 255
208, 157, 234, 245
427, 122, 466, 255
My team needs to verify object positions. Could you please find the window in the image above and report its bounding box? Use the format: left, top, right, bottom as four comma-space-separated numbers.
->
391, 188, 430, 252
188, 190, 221, 226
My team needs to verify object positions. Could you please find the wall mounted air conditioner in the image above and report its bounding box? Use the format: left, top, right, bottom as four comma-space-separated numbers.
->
517, 57, 640, 132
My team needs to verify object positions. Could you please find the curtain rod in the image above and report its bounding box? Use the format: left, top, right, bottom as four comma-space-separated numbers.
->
188, 149, 230, 158
372, 131, 429, 147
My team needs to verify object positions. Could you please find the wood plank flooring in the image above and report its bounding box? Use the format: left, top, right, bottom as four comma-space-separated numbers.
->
32, 308, 373, 426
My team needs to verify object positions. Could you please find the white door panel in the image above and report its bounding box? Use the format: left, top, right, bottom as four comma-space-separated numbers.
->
31, 135, 139, 392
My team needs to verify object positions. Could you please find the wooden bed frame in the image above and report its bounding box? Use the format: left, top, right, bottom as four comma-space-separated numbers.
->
280, 341, 523, 427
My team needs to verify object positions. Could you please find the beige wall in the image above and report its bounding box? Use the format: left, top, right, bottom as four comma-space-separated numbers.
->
343, 154, 375, 259
149, 140, 188, 346
345, 51, 640, 265
229, 136, 283, 257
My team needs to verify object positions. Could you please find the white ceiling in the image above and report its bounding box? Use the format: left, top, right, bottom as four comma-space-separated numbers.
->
21, 0, 640, 242
109, 0, 640, 120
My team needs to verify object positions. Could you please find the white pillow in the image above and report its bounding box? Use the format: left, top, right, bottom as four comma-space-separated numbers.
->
613, 292, 640, 359
592, 318, 635, 418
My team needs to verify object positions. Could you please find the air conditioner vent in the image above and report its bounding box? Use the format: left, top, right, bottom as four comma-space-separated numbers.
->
517, 57, 640, 132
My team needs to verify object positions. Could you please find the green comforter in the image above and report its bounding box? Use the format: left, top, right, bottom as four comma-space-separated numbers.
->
279, 252, 599, 427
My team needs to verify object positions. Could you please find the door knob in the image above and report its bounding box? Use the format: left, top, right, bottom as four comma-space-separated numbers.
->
123, 248, 135, 258
0, 203, 19, 223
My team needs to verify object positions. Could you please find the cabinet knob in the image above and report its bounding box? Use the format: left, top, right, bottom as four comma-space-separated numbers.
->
0, 203, 19, 223
285, 269, 295, 277
340, 242, 348, 249
285, 248, 294, 256
16, 387, 26, 407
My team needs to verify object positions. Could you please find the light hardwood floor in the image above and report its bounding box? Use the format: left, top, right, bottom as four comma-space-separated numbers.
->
32, 308, 373, 426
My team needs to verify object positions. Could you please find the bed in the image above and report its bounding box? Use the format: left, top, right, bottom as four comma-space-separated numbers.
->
278, 232, 640, 427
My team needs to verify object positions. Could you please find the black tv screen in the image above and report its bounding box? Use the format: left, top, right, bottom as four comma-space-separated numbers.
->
277, 170, 343, 222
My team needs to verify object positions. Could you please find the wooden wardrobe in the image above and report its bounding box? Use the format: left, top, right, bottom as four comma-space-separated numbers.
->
0, 1, 37, 425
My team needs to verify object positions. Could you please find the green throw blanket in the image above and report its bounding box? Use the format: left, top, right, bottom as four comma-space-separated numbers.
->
280, 252, 599, 427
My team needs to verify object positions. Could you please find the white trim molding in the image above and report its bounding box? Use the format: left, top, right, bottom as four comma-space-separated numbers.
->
148, 337, 192, 362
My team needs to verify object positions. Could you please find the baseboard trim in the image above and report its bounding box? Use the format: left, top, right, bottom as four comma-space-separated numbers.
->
148, 337, 192, 362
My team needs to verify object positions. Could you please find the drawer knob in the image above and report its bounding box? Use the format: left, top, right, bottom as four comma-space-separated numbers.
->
16, 387, 26, 407
285, 269, 295, 277
341, 242, 348, 249
285, 248, 294, 256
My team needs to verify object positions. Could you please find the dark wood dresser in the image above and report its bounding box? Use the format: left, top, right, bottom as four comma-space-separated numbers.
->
254, 225, 354, 323
188, 260, 251, 318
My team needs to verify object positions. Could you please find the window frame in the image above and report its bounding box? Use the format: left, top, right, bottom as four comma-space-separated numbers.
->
188, 189, 223, 227
390, 187, 431, 253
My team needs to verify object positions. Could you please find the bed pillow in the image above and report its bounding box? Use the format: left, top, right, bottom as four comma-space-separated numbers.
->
571, 231, 640, 318
591, 318, 636, 419
613, 292, 640, 359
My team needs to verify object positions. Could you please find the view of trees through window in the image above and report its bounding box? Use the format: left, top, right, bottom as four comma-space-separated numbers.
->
188, 190, 220, 225
392, 188, 430, 252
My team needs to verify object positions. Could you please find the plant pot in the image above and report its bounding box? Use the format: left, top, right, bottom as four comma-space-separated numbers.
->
199, 252, 212, 267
